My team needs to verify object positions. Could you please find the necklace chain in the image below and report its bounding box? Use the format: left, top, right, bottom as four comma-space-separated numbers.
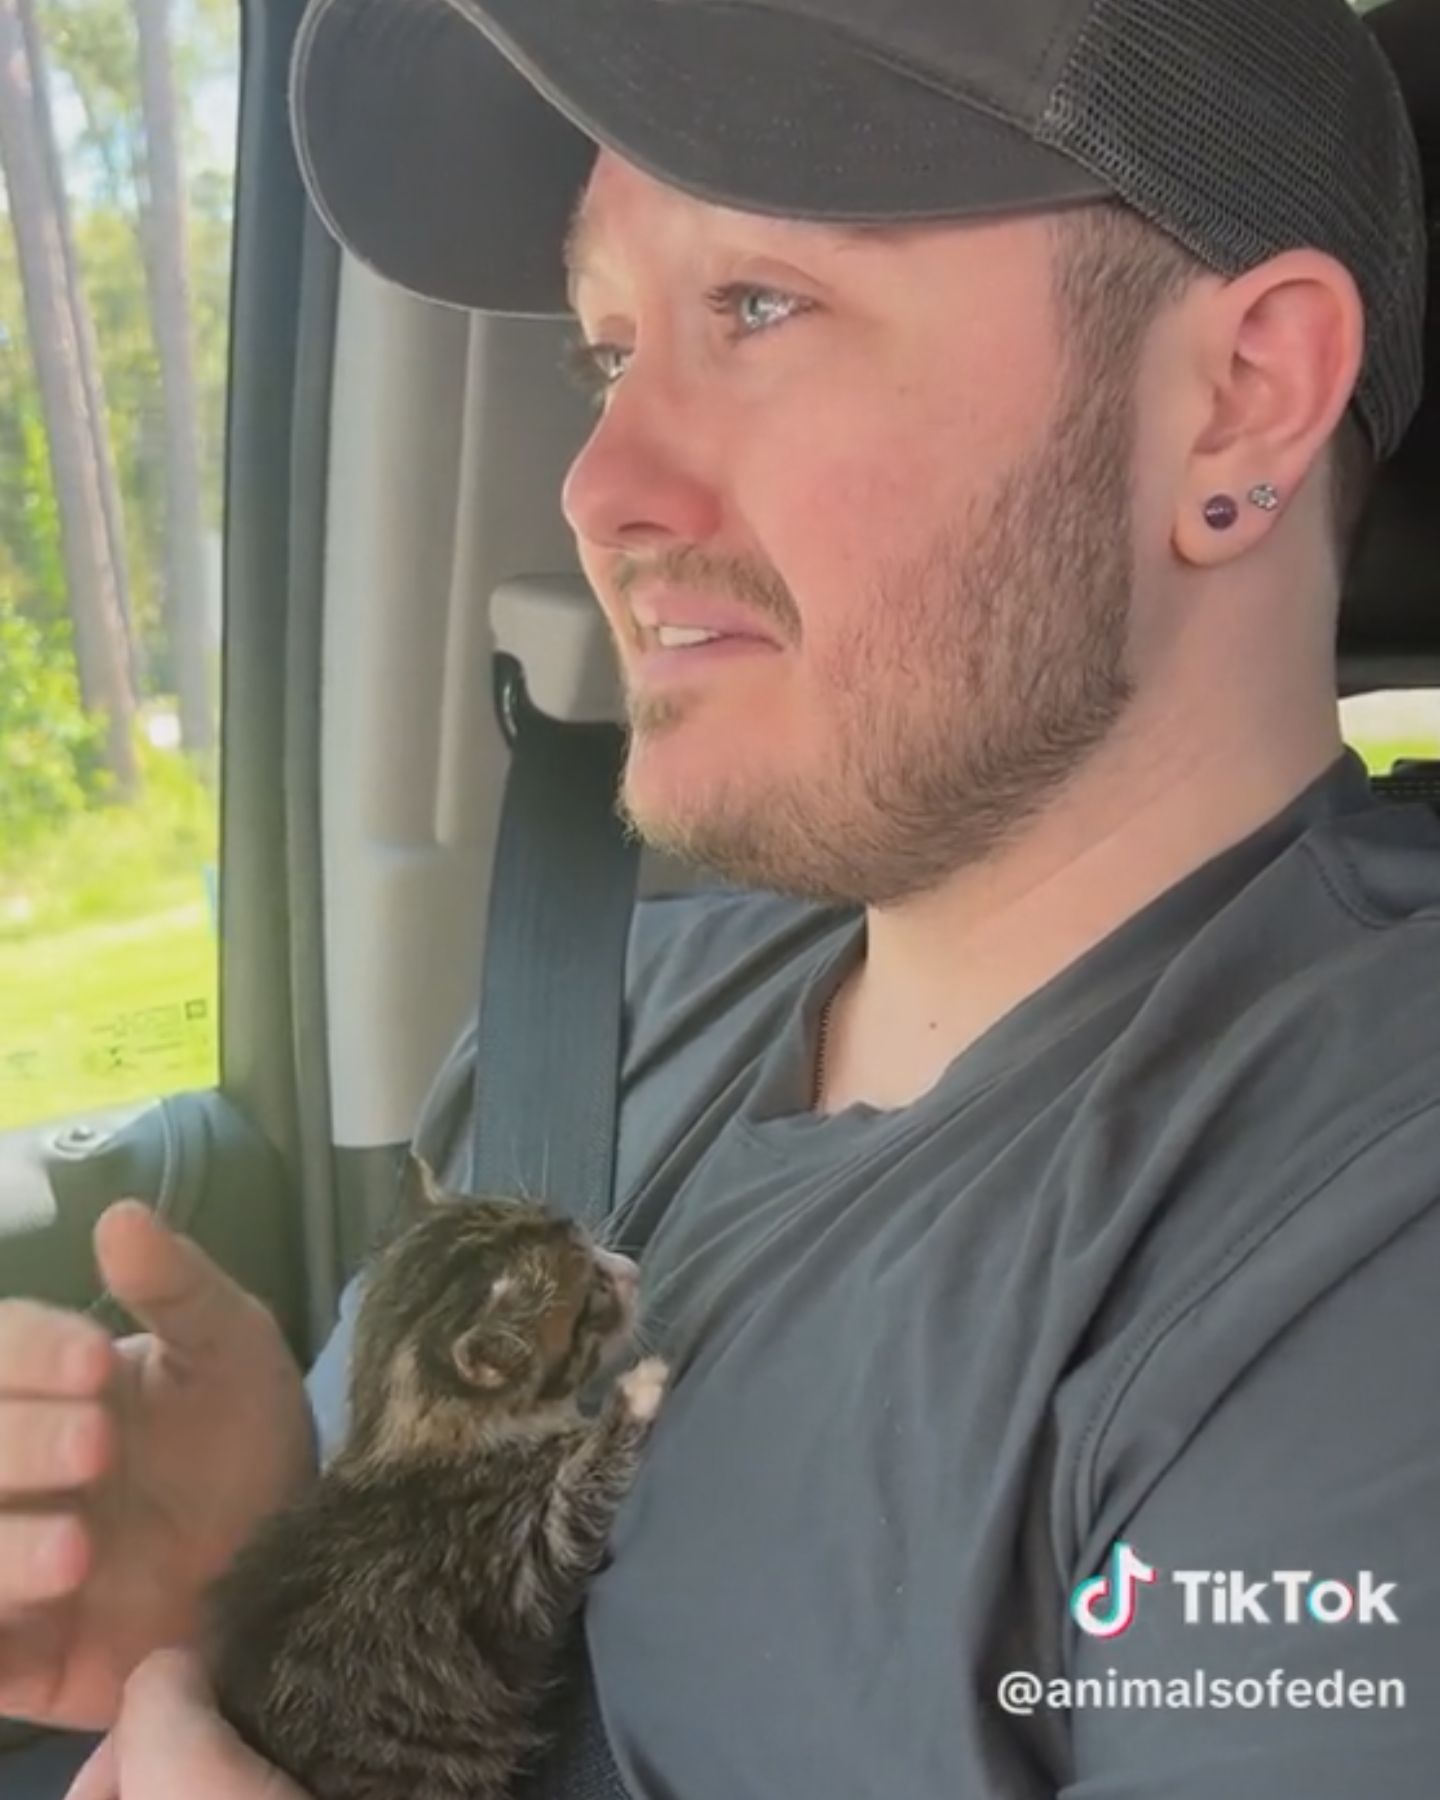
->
811, 993, 836, 1110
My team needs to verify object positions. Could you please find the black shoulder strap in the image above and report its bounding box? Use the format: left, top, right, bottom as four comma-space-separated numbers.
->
470, 651, 640, 1228
1369, 759, 1440, 811
471, 650, 641, 1798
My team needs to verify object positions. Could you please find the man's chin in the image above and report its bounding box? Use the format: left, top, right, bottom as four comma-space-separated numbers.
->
620, 730, 847, 898
619, 766, 703, 860
620, 757, 745, 880
622, 715, 710, 817
620, 776, 822, 899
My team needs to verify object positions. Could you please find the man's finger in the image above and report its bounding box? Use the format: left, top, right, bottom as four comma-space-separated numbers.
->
62, 1730, 117, 1800
93, 1203, 257, 1357
0, 1398, 113, 1495
0, 1304, 113, 1400
0, 1509, 93, 1608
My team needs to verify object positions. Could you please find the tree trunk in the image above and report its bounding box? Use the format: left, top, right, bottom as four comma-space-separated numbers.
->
18, 0, 139, 689
133, 0, 213, 760
0, 0, 139, 796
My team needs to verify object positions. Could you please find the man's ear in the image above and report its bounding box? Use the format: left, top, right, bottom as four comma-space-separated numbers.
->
1172, 250, 1363, 568
453, 1319, 532, 1391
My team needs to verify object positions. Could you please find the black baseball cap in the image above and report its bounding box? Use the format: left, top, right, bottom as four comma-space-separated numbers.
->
291, 0, 1427, 460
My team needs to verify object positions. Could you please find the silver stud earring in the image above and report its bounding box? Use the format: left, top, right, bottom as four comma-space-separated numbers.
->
1247, 483, 1281, 512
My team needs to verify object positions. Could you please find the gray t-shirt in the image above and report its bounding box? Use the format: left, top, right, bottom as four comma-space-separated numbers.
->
307, 749, 1440, 1797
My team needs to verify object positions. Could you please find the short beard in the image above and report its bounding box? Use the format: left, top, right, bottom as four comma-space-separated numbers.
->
618, 358, 1138, 907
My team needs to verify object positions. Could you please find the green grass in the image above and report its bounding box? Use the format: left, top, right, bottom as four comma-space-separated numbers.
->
0, 745, 215, 943
0, 901, 217, 1131
0, 745, 219, 1132
1350, 736, 1440, 775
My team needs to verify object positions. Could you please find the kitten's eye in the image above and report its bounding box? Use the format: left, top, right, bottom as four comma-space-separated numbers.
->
572, 1280, 621, 1349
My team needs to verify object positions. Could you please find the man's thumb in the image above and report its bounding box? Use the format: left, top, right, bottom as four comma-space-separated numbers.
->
63, 1732, 117, 1800
94, 1200, 254, 1354
122, 1644, 216, 1717
120, 1648, 304, 1798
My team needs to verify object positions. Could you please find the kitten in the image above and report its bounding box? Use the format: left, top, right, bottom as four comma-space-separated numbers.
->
206, 1162, 667, 1800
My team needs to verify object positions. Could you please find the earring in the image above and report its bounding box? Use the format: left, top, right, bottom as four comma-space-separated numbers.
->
1247, 482, 1281, 512
1203, 495, 1239, 531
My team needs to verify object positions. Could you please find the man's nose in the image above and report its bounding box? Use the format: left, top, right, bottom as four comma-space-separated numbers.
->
561, 387, 724, 553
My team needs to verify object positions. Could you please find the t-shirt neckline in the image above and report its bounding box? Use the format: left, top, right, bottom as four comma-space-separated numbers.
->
740, 748, 1380, 1140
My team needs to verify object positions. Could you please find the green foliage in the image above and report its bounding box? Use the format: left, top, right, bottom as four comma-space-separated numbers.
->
0, 320, 67, 621
0, 732, 216, 934
67, 202, 169, 645
0, 721, 218, 1122
0, 584, 109, 855
2, 0, 237, 685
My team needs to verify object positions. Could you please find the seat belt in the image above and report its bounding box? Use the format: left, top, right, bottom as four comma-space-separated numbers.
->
1369, 759, 1440, 810
471, 576, 639, 1225
471, 578, 641, 1798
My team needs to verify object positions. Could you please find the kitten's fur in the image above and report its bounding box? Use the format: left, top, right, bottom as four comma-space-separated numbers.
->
207, 1162, 666, 1800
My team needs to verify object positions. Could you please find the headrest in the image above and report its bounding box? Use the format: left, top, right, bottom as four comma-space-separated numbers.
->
1340, 0, 1440, 678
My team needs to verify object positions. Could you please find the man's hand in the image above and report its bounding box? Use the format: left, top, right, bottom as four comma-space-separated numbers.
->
64, 1647, 309, 1800
0, 1201, 318, 1728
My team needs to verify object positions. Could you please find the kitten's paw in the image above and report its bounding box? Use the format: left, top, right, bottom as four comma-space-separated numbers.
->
619, 1356, 669, 1424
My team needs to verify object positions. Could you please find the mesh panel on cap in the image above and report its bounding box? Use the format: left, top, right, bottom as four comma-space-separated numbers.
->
1037, 0, 1427, 459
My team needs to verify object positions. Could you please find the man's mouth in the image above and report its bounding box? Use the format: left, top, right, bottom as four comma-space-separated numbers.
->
628, 589, 784, 652
652, 624, 725, 650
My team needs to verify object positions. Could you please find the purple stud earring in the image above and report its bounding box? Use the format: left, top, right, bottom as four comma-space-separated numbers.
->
1203, 494, 1240, 531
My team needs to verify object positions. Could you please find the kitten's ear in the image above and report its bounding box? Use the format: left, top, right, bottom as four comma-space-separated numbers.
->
393, 1151, 445, 1226
411, 1154, 445, 1206
453, 1321, 531, 1391
385, 1152, 441, 1238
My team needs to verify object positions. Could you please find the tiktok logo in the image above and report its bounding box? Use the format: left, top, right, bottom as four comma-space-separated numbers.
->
1071, 1541, 1158, 1639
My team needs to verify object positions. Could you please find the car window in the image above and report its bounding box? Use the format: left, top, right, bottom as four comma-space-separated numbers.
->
0, 0, 236, 1130
1342, 691, 1440, 774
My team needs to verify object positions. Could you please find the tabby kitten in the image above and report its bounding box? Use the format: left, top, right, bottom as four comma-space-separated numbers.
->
207, 1163, 666, 1800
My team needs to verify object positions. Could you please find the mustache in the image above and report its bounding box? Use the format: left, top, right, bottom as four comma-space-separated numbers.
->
613, 546, 801, 639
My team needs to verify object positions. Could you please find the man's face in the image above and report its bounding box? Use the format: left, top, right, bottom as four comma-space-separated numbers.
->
562, 152, 1138, 907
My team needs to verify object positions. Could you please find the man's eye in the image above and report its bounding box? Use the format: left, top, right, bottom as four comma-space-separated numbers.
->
705, 282, 811, 338
560, 334, 630, 404
559, 284, 809, 405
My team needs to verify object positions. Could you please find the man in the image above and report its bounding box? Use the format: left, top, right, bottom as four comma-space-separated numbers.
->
1, 0, 1437, 1794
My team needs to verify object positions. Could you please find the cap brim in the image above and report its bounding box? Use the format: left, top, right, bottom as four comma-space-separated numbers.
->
291, 0, 1111, 316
